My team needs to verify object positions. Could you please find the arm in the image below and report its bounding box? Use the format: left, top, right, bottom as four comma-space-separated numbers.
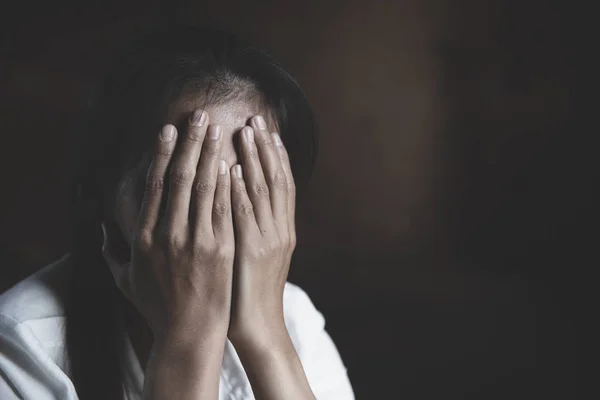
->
232, 284, 355, 400
101, 110, 235, 400
143, 327, 228, 400
233, 325, 316, 400
226, 115, 320, 399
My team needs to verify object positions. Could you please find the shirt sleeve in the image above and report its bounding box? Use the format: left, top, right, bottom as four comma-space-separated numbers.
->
0, 312, 76, 400
0, 373, 20, 399
283, 283, 355, 400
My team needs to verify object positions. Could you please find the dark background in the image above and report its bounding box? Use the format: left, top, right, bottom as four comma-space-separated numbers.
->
1, 0, 588, 398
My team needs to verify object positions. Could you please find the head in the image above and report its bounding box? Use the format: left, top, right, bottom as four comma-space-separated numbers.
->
67, 24, 317, 399
73, 24, 317, 257
106, 76, 283, 253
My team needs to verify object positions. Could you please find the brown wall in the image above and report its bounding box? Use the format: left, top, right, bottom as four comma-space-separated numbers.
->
1, 1, 584, 398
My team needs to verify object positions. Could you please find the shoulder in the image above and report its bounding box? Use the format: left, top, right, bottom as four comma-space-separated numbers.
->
0, 255, 74, 399
0, 254, 71, 324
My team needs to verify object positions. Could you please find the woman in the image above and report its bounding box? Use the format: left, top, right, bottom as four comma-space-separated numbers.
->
0, 25, 354, 399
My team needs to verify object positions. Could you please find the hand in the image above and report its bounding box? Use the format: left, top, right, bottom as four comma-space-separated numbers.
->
228, 115, 297, 347
101, 109, 235, 341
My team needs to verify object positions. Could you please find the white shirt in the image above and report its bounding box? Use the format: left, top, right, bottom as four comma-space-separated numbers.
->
0, 255, 355, 400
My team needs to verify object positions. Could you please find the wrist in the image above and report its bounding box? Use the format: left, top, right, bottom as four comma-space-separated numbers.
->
230, 317, 291, 355
144, 323, 228, 399
231, 324, 313, 398
155, 321, 228, 352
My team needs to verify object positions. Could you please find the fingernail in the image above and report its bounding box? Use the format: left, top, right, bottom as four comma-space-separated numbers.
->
190, 109, 206, 126
273, 132, 283, 147
244, 127, 254, 143
160, 125, 175, 141
219, 160, 228, 175
254, 115, 266, 130
233, 165, 242, 178
208, 125, 222, 140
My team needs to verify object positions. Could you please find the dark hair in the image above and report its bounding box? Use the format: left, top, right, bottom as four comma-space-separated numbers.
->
65, 24, 318, 400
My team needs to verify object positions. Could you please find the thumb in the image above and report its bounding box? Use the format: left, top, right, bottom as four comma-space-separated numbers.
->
101, 222, 131, 293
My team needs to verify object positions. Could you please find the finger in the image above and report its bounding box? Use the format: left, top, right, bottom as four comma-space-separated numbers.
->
211, 160, 234, 240
272, 132, 297, 243
191, 124, 224, 237
164, 109, 208, 232
230, 164, 261, 238
138, 124, 177, 234
239, 126, 275, 233
250, 116, 289, 227
101, 222, 131, 294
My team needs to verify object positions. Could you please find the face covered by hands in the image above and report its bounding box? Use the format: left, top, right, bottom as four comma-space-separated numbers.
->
102, 102, 297, 346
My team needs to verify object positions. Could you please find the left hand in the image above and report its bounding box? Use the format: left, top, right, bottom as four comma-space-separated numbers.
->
228, 115, 297, 348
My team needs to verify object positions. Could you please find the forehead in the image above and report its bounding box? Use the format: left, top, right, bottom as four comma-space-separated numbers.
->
117, 94, 280, 204
165, 94, 278, 133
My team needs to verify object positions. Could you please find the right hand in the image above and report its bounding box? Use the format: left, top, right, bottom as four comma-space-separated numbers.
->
101, 109, 234, 341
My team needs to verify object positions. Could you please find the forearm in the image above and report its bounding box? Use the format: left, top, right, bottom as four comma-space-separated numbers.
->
234, 326, 316, 400
142, 327, 228, 400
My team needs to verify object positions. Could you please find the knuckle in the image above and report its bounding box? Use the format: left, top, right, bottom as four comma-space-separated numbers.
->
287, 180, 296, 195
272, 238, 283, 250
256, 246, 268, 258
170, 168, 196, 186
193, 179, 215, 195
213, 200, 230, 216
214, 245, 234, 262
233, 181, 247, 194
253, 182, 270, 197
218, 179, 231, 191
278, 150, 290, 162
272, 170, 288, 189
193, 241, 232, 263
235, 201, 255, 217
191, 240, 212, 257
167, 236, 186, 253
158, 228, 185, 251
258, 241, 279, 257
144, 177, 164, 193
278, 232, 289, 244
135, 230, 154, 251
285, 232, 297, 251
246, 148, 257, 159
260, 135, 274, 147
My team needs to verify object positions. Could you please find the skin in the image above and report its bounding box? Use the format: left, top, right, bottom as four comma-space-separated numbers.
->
100, 98, 316, 400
